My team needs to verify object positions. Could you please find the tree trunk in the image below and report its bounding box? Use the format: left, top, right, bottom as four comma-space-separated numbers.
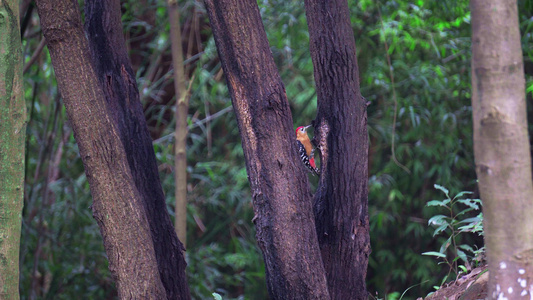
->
0, 1, 26, 299
83, 0, 190, 298
471, 0, 533, 298
204, 0, 330, 298
167, 0, 189, 248
35, 0, 190, 298
304, 1, 371, 299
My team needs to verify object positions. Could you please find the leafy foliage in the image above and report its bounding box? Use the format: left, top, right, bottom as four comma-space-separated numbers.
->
354, 1, 477, 296
423, 184, 484, 291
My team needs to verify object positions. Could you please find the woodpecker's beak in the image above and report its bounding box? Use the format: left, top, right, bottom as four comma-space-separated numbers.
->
304, 125, 312, 131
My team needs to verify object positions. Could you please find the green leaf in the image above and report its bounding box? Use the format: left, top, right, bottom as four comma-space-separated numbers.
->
387, 291, 400, 300
426, 199, 450, 207
212, 293, 223, 300
433, 224, 448, 237
457, 216, 482, 226
457, 249, 468, 263
456, 198, 480, 210
440, 236, 452, 253
434, 184, 450, 198
527, 82, 533, 93
458, 244, 475, 253
422, 251, 447, 258
452, 191, 473, 200
456, 207, 475, 217
428, 214, 449, 226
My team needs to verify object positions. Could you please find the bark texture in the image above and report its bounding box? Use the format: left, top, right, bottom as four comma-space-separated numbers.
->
0, 1, 26, 299
167, 0, 189, 247
471, 0, 533, 298
204, 0, 330, 298
35, 0, 188, 298
83, 0, 190, 298
304, 0, 371, 299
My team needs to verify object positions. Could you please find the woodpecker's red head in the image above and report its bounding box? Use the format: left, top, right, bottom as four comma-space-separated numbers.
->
296, 125, 311, 134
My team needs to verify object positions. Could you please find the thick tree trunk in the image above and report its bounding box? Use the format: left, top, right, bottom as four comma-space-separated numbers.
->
167, 0, 189, 248
0, 1, 26, 299
35, 0, 189, 298
85, 0, 189, 299
471, 0, 533, 298
204, 0, 330, 298
83, 0, 190, 298
304, 1, 371, 299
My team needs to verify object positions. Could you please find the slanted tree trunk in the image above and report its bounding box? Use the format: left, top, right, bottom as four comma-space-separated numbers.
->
167, 0, 189, 247
0, 1, 26, 299
84, 0, 190, 298
304, 0, 371, 299
471, 0, 533, 298
35, 0, 190, 298
204, 0, 330, 298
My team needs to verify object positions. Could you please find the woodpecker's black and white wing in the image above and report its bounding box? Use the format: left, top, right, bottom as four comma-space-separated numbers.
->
297, 140, 319, 176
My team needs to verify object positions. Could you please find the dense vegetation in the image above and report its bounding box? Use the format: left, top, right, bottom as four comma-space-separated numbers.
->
20, 0, 533, 299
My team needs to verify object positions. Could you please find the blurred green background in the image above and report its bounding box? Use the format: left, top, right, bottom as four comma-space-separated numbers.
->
20, 0, 533, 299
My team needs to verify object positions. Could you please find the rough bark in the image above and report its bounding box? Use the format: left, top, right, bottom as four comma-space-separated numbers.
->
471, 0, 533, 298
35, 0, 181, 298
204, 0, 330, 298
83, 0, 190, 298
167, 0, 189, 248
304, 0, 371, 299
0, 1, 26, 299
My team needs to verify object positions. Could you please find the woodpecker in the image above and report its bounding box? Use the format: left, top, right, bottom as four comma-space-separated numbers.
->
296, 125, 320, 176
